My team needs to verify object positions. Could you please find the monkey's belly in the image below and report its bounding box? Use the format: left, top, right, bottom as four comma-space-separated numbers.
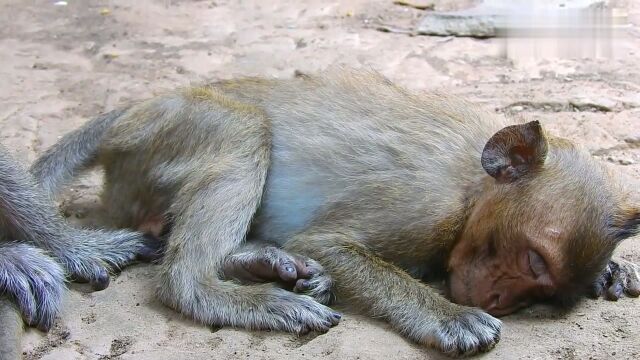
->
250, 160, 329, 245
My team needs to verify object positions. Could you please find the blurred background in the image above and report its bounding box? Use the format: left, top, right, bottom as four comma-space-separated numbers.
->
1, 1, 639, 359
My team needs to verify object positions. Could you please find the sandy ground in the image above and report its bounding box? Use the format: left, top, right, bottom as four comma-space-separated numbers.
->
1, 0, 640, 359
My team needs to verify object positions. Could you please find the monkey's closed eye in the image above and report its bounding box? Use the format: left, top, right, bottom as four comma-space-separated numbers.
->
528, 250, 547, 278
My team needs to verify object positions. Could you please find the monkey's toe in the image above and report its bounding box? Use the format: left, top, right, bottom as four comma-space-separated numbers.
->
275, 258, 299, 282
295, 279, 311, 291
0, 244, 65, 332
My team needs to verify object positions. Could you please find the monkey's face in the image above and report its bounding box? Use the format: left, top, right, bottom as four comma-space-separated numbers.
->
446, 120, 638, 316
447, 212, 561, 316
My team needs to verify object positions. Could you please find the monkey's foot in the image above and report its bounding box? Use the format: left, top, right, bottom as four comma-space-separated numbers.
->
0, 244, 65, 331
223, 246, 335, 304
59, 230, 164, 291
591, 258, 640, 300
423, 308, 502, 357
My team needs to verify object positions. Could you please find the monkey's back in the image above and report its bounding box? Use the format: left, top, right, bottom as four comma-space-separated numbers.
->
101, 71, 514, 244
215, 71, 514, 243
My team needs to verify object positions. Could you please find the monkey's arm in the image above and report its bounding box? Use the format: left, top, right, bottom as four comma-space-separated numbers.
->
0, 146, 161, 290
592, 257, 640, 300
286, 230, 501, 357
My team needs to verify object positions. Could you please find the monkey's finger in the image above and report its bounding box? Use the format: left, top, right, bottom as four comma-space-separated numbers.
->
625, 279, 640, 297
89, 267, 111, 291
606, 267, 624, 301
294, 257, 324, 279
606, 283, 623, 301
70, 265, 110, 291
294, 278, 311, 292
589, 263, 613, 298
623, 270, 640, 297
589, 281, 606, 298
329, 312, 342, 326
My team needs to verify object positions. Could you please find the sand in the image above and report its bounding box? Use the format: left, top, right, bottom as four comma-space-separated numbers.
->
1, 0, 639, 359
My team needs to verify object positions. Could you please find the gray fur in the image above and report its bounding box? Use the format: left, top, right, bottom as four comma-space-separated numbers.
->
0, 144, 157, 359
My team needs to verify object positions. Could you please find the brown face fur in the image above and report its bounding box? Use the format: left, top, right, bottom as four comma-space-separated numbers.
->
447, 122, 635, 316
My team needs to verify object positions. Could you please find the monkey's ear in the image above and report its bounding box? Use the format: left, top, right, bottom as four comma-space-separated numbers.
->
481, 121, 548, 183
610, 207, 640, 241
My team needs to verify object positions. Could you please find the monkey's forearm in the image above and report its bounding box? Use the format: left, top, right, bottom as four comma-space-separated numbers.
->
288, 236, 445, 321
0, 298, 22, 360
0, 145, 66, 245
286, 232, 501, 356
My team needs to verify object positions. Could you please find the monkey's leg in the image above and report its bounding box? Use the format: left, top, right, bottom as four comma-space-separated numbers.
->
157, 162, 340, 333
286, 231, 501, 357
222, 242, 334, 304
0, 146, 160, 290
0, 298, 22, 360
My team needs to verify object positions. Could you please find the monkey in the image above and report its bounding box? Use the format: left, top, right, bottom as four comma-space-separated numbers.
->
0, 145, 161, 360
29, 69, 640, 357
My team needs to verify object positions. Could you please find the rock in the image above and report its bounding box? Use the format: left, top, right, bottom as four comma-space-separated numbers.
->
415, 0, 618, 38
569, 97, 618, 112
416, 11, 499, 38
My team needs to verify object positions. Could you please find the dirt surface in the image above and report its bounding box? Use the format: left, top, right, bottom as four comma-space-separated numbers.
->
1, 0, 640, 359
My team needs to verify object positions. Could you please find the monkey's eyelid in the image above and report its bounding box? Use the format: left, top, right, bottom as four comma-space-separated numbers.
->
528, 249, 547, 277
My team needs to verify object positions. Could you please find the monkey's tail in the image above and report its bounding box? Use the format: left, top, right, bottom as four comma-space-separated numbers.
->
0, 298, 23, 360
30, 109, 126, 198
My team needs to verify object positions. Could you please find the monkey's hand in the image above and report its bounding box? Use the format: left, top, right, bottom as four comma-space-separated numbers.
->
591, 258, 640, 300
0, 243, 65, 331
223, 245, 334, 304
424, 305, 502, 357
54, 229, 164, 291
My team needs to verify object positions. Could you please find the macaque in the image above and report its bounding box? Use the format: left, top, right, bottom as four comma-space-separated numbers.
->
0, 145, 160, 360
30, 70, 640, 356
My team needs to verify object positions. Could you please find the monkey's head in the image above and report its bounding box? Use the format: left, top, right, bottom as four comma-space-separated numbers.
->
448, 120, 640, 316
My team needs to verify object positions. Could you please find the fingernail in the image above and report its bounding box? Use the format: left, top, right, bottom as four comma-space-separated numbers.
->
285, 266, 295, 273
302, 280, 310, 288
332, 313, 342, 320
